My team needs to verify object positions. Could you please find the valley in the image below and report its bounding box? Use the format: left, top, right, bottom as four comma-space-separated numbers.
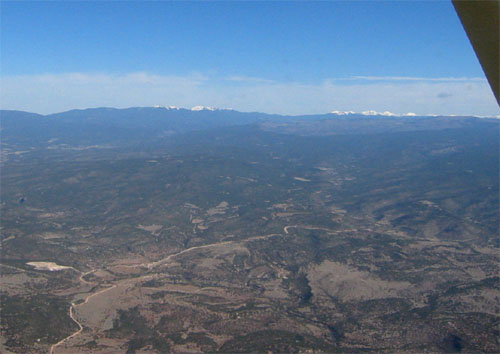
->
1, 109, 498, 353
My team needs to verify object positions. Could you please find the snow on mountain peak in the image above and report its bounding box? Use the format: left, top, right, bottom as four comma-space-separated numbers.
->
362, 111, 418, 117
331, 110, 356, 115
362, 110, 395, 116
331, 110, 418, 117
153, 105, 180, 110
191, 105, 216, 111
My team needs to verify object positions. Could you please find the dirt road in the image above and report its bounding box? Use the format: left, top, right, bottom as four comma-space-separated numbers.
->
48, 228, 300, 353
49, 280, 115, 354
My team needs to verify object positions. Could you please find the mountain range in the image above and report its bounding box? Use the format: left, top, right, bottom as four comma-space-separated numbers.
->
2, 107, 498, 149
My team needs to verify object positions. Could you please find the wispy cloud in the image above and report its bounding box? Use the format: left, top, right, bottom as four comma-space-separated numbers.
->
333, 76, 487, 82
1, 72, 498, 116
225, 75, 275, 84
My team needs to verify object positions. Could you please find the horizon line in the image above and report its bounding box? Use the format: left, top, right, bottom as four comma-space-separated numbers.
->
2, 105, 500, 119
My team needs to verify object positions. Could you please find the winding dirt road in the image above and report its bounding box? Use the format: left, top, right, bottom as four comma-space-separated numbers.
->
48, 226, 323, 353
49, 281, 116, 354
283, 225, 334, 234
144, 240, 235, 269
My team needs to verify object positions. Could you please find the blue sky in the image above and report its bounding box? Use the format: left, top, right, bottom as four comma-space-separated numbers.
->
1, 1, 499, 116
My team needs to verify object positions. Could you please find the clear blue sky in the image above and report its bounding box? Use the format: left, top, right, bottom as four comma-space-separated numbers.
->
1, 1, 499, 116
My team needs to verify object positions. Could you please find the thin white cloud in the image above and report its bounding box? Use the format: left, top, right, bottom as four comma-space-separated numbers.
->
225, 75, 275, 84
334, 76, 487, 82
0, 72, 208, 114
1, 72, 498, 116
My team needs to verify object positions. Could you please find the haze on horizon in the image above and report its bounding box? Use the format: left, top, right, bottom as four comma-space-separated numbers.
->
1, 1, 499, 117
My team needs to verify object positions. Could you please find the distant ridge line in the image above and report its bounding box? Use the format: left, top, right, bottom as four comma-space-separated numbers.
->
1, 106, 499, 119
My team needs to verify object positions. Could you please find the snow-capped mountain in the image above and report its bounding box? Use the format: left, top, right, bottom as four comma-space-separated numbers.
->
153, 105, 181, 110
331, 110, 417, 117
191, 106, 216, 111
